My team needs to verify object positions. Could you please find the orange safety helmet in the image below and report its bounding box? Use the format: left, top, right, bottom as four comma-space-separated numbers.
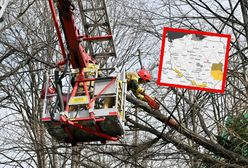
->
138, 69, 151, 82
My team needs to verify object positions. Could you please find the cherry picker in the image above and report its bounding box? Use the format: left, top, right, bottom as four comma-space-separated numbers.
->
40, 0, 126, 144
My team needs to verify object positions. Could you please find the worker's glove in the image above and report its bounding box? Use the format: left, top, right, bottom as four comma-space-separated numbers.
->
144, 94, 160, 110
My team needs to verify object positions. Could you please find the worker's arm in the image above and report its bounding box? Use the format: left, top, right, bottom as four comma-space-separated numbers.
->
129, 79, 160, 110
133, 87, 146, 101
129, 80, 146, 101
133, 86, 160, 110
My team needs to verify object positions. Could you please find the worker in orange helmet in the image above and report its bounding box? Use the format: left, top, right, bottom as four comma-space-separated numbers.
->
126, 69, 160, 110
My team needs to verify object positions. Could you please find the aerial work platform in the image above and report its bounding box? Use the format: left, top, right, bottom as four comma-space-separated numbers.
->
42, 0, 123, 144
41, 67, 126, 144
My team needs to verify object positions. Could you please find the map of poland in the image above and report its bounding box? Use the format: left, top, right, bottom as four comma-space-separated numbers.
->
157, 27, 231, 93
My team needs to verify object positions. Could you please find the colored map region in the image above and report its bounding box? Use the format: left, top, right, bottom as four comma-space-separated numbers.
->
159, 29, 230, 92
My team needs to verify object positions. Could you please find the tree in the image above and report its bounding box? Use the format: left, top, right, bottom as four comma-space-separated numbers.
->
115, 0, 248, 167
0, 0, 247, 168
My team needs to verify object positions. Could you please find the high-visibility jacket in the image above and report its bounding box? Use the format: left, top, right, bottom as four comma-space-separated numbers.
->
126, 72, 146, 101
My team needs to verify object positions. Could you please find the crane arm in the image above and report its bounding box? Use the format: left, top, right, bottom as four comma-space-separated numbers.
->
48, 0, 92, 69
48, 0, 117, 69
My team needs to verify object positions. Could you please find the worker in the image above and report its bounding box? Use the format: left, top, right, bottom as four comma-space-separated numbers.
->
126, 69, 160, 110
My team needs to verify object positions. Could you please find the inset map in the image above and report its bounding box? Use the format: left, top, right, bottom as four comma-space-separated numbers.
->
157, 27, 231, 93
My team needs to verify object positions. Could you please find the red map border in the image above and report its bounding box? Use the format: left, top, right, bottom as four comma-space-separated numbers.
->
157, 27, 231, 93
